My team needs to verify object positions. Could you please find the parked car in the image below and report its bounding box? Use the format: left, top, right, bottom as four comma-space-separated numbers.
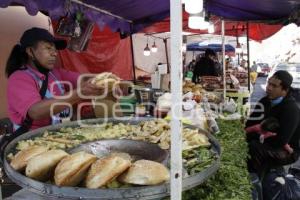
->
268, 63, 300, 89
257, 63, 271, 77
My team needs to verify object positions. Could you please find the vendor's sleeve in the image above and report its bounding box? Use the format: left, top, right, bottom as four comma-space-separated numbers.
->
7, 73, 41, 125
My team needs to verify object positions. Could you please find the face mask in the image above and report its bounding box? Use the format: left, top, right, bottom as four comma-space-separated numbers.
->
32, 59, 49, 75
271, 96, 283, 106
31, 49, 49, 75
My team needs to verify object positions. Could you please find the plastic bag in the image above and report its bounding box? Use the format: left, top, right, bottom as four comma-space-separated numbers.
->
222, 98, 237, 113
263, 169, 300, 200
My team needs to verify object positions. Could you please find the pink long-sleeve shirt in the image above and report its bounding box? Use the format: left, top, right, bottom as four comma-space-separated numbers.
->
7, 66, 79, 130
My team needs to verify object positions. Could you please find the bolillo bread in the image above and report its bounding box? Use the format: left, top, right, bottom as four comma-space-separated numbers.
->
91, 72, 120, 90
25, 150, 69, 181
10, 146, 48, 171
54, 151, 97, 187
85, 155, 131, 189
118, 160, 170, 185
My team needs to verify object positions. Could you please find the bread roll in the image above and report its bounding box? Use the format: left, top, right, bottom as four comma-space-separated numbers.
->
10, 146, 48, 171
25, 150, 69, 181
54, 151, 97, 187
91, 72, 120, 89
118, 160, 170, 185
85, 155, 131, 188
109, 152, 132, 161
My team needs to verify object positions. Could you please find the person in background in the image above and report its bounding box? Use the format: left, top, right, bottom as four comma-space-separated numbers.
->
187, 59, 196, 72
192, 49, 218, 83
212, 54, 222, 76
236, 59, 247, 73
250, 61, 258, 86
6, 27, 103, 133
245, 70, 300, 178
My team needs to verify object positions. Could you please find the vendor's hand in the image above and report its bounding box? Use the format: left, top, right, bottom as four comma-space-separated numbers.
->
79, 79, 104, 97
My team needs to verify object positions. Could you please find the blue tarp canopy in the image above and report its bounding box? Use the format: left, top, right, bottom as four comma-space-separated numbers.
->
0, 0, 299, 34
0, 0, 170, 33
187, 43, 235, 52
206, 0, 300, 23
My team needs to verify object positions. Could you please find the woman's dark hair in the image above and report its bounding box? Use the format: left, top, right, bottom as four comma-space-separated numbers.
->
5, 44, 29, 77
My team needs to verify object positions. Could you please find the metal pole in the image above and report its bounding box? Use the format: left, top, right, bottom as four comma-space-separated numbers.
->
163, 38, 170, 73
129, 25, 136, 84
170, 0, 182, 199
222, 20, 226, 100
246, 22, 250, 91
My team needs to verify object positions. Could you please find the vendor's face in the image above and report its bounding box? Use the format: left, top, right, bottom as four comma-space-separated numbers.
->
27, 41, 58, 70
266, 77, 286, 99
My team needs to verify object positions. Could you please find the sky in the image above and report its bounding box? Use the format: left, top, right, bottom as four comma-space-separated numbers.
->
250, 23, 300, 67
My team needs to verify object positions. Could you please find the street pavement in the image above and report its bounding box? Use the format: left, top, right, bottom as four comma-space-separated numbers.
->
250, 76, 267, 103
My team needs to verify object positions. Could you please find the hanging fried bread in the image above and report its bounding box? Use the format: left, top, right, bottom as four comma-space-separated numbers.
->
54, 151, 97, 187
85, 155, 131, 188
25, 150, 69, 181
10, 146, 48, 171
118, 160, 170, 185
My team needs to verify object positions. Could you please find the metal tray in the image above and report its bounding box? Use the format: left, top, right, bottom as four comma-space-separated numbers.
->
4, 117, 221, 200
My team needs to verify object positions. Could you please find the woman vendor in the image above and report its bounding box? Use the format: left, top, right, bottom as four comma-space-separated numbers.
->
5, 27, 103, 133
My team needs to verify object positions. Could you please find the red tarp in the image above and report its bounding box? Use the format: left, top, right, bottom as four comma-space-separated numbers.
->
143, 12, 283, 42
56, 26, 133, 80
54, 13, 282, 80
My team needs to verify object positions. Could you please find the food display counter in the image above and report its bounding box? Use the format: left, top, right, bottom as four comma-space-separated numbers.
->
3, 118, 221, 200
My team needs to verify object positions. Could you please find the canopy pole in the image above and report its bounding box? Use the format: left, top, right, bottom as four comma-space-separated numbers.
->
163, 38, 170, 73
246, 22, 251, 92
222, 20, 226, 100
170, 0, 183, 199
129, 25, 136, 84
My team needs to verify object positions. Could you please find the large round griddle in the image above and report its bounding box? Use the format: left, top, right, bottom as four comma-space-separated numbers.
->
3, 117, 221, 200
68, 139, 169, 165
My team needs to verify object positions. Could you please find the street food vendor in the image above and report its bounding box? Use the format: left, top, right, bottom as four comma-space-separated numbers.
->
5, 27, 103, 133
245, 70, 300, 178
192, 49, 219, 83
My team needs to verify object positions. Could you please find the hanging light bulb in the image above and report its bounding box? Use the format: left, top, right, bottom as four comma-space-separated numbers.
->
144, 43, 151, 56
143, 36, 151, 56
208, 23, 215, 33
151, 40, 158, 52
188, 14, 205, 29
185, 0, 203, 14
200, 21, 209, 30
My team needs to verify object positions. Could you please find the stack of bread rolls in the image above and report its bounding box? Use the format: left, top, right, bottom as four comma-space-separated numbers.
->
10, 146, 170, 188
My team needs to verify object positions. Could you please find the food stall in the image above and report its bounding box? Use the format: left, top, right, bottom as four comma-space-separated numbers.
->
1, 0, 299, 199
